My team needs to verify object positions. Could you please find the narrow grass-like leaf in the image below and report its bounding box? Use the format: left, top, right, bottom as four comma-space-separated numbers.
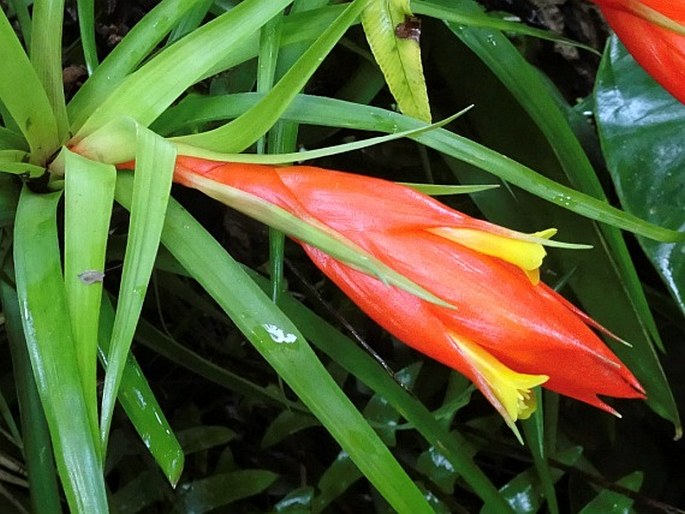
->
403, 183, 498, 195
76, 0, 98, 74
98, 296, 184, 487
411, 0, 599, 54
115, 177, 436, 514
68, 0, 207, 131
157, 92, 685, 243
99, 129, 176, 449
64, 149, 116, 444
361, 0, 431, 121
167, 0, 215, 44
256, 10, 287, 302
0, 9, 58, 164
173, 108, 468, 165
204, 3, 350, 81
1, 276, 62, 514
75, 0, 294, 139
6, 0, 32, 47
522, 391, 558, 514
173, 0, 368, 152
29, 0, 69, 142
14, 187, 107, 513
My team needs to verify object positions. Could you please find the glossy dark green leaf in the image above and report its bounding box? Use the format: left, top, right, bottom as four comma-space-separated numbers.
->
363, 362, 422, 446
179, 470, 278, 513
274, 486, 315, 512
312, 451, 363, 514
176, 426, 237, 455
595, 36, 685, 319
480, 446, 582, 514
416, 446, 458, 494
261, 411, 319, 449
578, 471, 642, 514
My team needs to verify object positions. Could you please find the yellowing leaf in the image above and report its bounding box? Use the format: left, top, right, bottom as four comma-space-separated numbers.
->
361, 0, 431, 122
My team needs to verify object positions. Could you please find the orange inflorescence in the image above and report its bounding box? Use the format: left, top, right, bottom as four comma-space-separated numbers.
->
172, 156, 646, 433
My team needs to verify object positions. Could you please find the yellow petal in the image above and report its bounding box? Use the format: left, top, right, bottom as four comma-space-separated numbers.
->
452, 333, 548, 429
430, 227, 556, 284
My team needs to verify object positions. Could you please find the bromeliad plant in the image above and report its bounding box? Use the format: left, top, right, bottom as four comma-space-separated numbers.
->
0, 0, 684, 512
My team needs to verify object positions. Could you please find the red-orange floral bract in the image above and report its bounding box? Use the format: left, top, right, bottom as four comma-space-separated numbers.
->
593, 0, 685, 103
173, 156, 645, 434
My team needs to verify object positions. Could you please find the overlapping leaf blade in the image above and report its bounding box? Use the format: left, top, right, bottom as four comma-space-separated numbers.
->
14, 187, 108, 513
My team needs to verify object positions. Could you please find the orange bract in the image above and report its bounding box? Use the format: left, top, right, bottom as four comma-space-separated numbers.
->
593, 0, 685, 103
173, 156, 645, 435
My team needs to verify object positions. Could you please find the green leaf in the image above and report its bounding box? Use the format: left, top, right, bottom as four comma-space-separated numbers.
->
578, 471, 643, 514
0, 9, 59, 164
14, 187, 108, 513
75, 0, 295, 138
173, 0, 368, 152
361, 0, 431, 121
98, 296, 185, 487
76, 0, 98, 74
115, 176, 436, 514
100, 128, 176, 448
29, 0, 69, 142
595, 36, 685, 320
1, 277, 62, 514
312, 452, 363, 513
411, 0, 599, 55
64, 149, 116, 444
261, 411, 319, 449
179, 470, 279, 513
481, 446, 582, 514
522, 390, 558, 514
176, 426, 237, 455
68, 0, 208, 131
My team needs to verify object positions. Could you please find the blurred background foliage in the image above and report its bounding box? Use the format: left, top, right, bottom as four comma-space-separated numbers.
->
0, 0, 683, 512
